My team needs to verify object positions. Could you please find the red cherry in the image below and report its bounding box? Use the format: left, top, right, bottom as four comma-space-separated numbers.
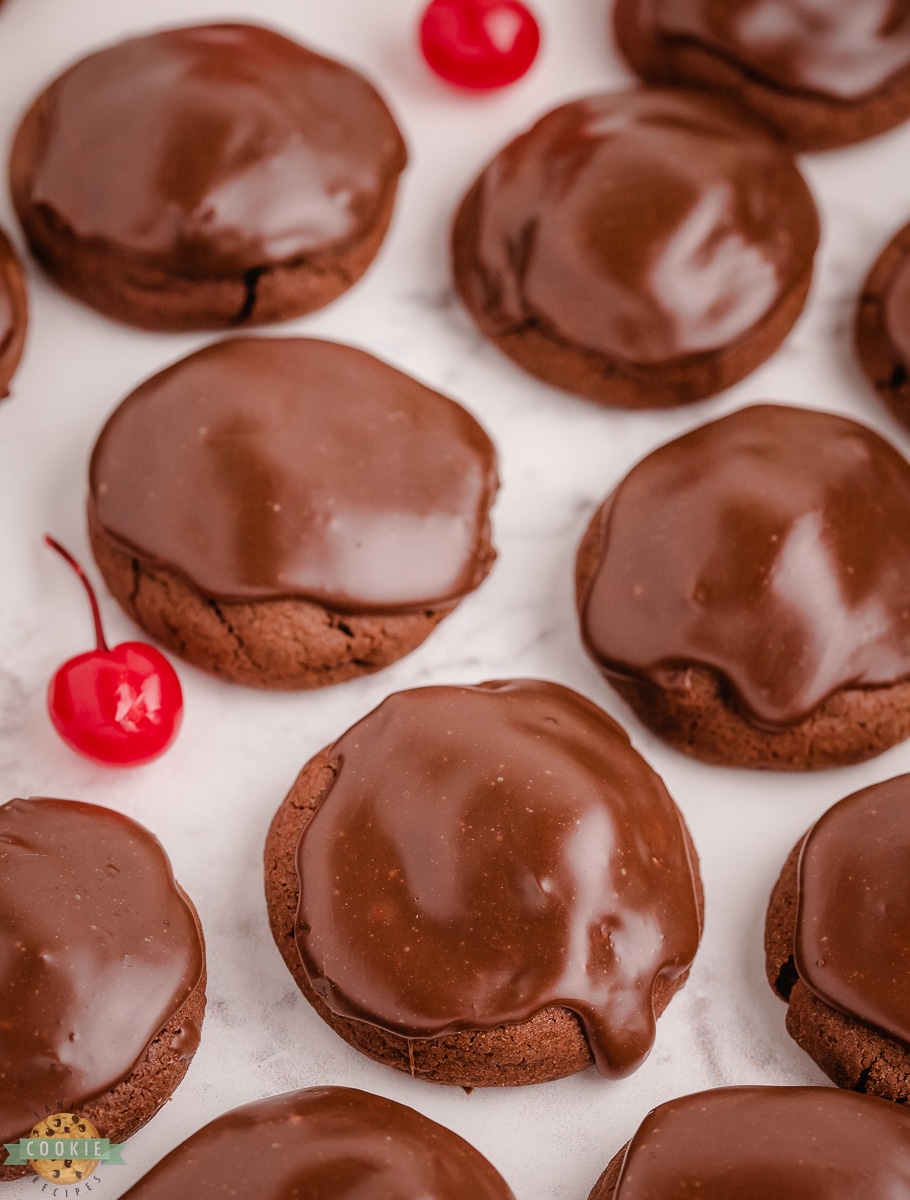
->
44, 536, 183, 766
419, 0, 540, 90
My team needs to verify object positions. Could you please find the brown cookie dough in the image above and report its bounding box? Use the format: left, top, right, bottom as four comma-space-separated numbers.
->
614, 0, 910, 152
765, 775, 910, 1101
10, 24, 406, 331
452, 89, 817, 409
88, 337, 498, 689
857, 220, 910, 430
0, 798, 206, 1181
576, 404, 910, 770
587, 1087, 910, 1199
264, 680, 703, 1088
0, 227, 27, 399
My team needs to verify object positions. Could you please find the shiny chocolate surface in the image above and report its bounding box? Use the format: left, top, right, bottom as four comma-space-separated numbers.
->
579, 404, 910, 727
89, 338, 498, 612
23, 23, 406, 274
121, 1086, 515, 1200
0, 797, 204, 1145
459, 89, 817, 366
295, 680, 701, 1078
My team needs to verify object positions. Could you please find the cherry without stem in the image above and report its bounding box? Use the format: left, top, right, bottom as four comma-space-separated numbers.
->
45, 536, 183, 766
420, 0, 541, 90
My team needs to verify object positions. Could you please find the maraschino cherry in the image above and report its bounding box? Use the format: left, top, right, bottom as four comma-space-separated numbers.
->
420, 0, 540, 90
45, 536, 183, 766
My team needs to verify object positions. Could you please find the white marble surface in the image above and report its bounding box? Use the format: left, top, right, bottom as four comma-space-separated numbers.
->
3, 1, 910, 1197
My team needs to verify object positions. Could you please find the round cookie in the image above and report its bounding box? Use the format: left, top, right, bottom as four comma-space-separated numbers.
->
766, 775, 910, 1101
265, 679, 703, 1087
0, 227, 27, 399
10, 23, 406, 331
576, 403, 910, 770
614, 1, 910, 152
88, 337, 498, 689
857, 219, 910, 429
120, 1086, 515, 1200
588, 1086, 910, 1199
0, 797, 206, 1182
452, 88, 818, 409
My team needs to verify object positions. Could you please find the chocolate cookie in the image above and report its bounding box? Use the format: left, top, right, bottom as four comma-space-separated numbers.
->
10, 23, 406, 331
0, 227, 27, 399
614, 1, 910, 152
88, 338, 498, 689
857, 219, 910, 429
265, 679, 702, 1087
120, 1086, 515, 1200
576, 404, 910, 769
452, 89, 817, 408
765, 775, 910, 1100
588, 1086, 910, 1200
0, 797, 206, 1181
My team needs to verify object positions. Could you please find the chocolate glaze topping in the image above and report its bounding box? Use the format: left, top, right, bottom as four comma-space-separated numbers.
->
89, 338, 498, 613
612, 1086, 910, 1199
579, 404, 910, 728
650, 1, 910, 102
122, 1086, 515, 1200
295, 680, 701, 1077
0, 797, 204, 1146
21, 23, 406, 274
459, 90, 817, 367
0, 229, 26, 397
794, 775, 910, 1046
884, 244, 910, 367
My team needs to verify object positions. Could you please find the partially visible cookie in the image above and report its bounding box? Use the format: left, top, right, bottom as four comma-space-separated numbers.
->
588, 1086, 910, 1199
452, 88, 817, 408
576, 403, 910, 769
265, 679, 702, 1087
766, 774, 910, 1101
10, 23, 406, 331
0, 797, 206, 1181
614, 1, 910, 151
120, 1086, 515, 1200
88, 337, 498, 689
857, 220, 910, 429
0, 227, 27, 399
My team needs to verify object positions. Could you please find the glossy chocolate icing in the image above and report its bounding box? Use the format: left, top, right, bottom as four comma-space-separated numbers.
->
650, 0, 910, 102
89, 338, 498, 613
611, 1086, 910, 1198
884, 243, 910, 366
579, 404, 910, 728
0, 797, 204, 1146
794, 776, 910, 1046
23, 23, 406, 274
295, 680, 701, 1078
460, 90, 817, 367
122, 1086, 515, 1200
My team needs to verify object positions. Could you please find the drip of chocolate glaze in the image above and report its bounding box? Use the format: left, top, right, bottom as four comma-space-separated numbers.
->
0, 797, 204, 1146
295, 680, 701, 1078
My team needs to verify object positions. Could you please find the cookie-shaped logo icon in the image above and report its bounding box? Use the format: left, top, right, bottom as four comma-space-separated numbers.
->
27, 1113, 100, 1183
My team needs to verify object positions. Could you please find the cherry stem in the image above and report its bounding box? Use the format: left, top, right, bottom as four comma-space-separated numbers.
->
44, 535, 110, 653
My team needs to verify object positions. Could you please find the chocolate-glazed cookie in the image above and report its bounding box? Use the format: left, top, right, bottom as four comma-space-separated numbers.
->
588, 1086, 910, 1200
0, 227, 27, 399
576, 404, 910, 770
264, 680, 702, 1087
766, 775, 910, 1100
452, 89, 818, 409
857, 219, 910, 429
9, 23, 406, 331
120, 1086, 515, 1200
0, 797, 206, 1181
88, 337, 498, 689
614, 1, 910, 151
